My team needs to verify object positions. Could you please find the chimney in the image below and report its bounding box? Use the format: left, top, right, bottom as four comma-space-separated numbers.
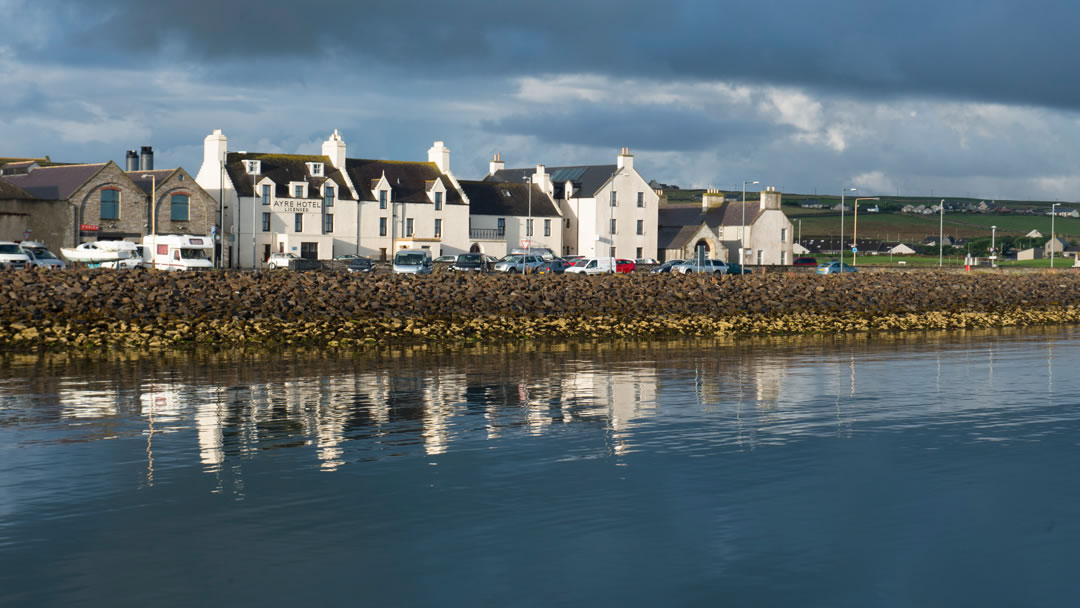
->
322, 129, 347, 169
203, 129, 227, 168
760, 186, 782, 212
702, 188, 724, 213
489, 152, 504, 176
533, 164, 552, 195
125, 150, 139, 172
428, 140, 450, 173
617, 146, 634, 172
140, 146, 154, 171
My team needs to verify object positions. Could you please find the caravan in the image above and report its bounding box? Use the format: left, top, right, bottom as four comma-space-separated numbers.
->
143, 235, 213, 271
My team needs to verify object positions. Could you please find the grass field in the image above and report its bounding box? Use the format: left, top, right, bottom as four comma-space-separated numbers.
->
790, 213, 1079, 242
839, 254, 1078, 268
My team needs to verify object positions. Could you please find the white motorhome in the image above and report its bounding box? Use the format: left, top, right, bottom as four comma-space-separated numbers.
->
143, 235, 213, 271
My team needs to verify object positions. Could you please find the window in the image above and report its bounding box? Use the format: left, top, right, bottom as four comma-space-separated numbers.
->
435, 191, 443, 210
636, 247, 643, 259
434, 218, 442, 238
406, 218, 414, 237
262, 212, 270, 232
324, 213, 334, 233
526, 219, 533, 237
636, 219, 643, 235
497, 218, 505, 236
100, 188, 119, 220
637, 192, 644, 207
379, 190, 387, 209
780, 227, 787, 242
379, 217, 387, 236
261, 184, 270, 205
610, 191, 617, 207
294, 213, 303, 232
325, 186, 334, 208
294, 185, 303, 198
756, 250, 763, 265
170, 194, 189, 222
610, 219, 616, 234
781, 251, 787, 265
544, 219, 551, 237
565, 218, 570, 228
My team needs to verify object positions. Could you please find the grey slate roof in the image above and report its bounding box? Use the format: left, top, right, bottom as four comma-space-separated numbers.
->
657, 225, 699, 250
346, 158, 462, 204
127, 169, 177, 196
658, 202, 764, 231
487, 165, 618, 198
0, 176, 34, 199
226, 153, 354, 200
2, 163, 106, 200
459, 181, 559, 217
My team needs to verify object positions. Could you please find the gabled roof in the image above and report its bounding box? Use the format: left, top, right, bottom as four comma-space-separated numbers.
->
0, 176, 35, 199
657, 225, 699, 250
658, 202, 763, 230
346, 158, 462, 204
127, 169, 178, 196
459, 180, 559, 217
2, 163, 107, 200
225, 153, 353, 200
487, 165, 618, 198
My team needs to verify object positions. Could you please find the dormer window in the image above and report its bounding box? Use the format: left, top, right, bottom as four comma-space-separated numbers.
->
306, 162, 324, 176
289, 182, 307, 198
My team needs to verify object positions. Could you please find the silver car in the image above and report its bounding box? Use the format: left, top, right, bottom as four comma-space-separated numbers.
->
21, 242, 66, 269
674, 259, 729, 274
493, 254, 545, 274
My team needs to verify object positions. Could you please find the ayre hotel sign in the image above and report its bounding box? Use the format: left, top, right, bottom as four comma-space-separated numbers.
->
272, 198, 322, 214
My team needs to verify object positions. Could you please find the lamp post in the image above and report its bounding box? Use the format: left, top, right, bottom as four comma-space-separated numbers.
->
991, 225, 997, 268
1051, 203, 1059, 268
524, 175, 533, 273
852, 197, 879, 266
142, 173, 156, 270
840, 187, 856, 271
938, 198, 944, 268
252, 172, 257, 271
741, 180, 759, 265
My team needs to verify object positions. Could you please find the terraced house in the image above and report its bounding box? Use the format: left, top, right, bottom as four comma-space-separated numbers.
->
459, 169, 564, 258
197, 130, 470, 268
484, 148, 659, 261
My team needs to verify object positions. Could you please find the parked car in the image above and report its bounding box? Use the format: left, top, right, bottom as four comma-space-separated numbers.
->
393, 249, 433, 274
346, 257, 374, 273
565, 257, 615, 275
651, 259, 684, 274
450, 253, 488, 272
434, 255, 457, 263
726, 262, 752, 275
335, 254, 360, 261
615, 259, 636, 273
793, 257, 818, 267
267, 252, 299, 269
493, 254, 545, 273
20, 241, 66, 269
817, 261, 858, 274
635, 258, 659, 265
0, 241, 30, 270
536, 258, 573, 274
674, 259, 729, 274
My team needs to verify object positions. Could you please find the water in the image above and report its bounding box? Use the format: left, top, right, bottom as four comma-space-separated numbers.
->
2, 330, 1080, 606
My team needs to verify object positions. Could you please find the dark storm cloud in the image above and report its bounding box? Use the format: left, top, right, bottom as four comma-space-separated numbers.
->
26, 0, 1080, 111
484, 105, 792, 152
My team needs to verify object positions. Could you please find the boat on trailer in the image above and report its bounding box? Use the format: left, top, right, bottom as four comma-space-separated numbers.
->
60, 241, 142, 267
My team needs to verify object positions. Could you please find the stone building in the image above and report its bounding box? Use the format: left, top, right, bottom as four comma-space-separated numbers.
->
657, 187, 794, 265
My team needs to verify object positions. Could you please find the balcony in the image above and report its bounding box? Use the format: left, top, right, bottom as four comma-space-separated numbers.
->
469, 228, 505, 240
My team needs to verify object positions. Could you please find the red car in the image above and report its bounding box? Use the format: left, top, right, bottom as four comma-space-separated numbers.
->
615, 258, 636, 273
793, 257, 818, 267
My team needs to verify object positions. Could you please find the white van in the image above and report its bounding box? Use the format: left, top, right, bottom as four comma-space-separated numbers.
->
393, 249, 432, 274
143, 235, 213, 271
565, 257, 615, 275
0, 241, 31, 270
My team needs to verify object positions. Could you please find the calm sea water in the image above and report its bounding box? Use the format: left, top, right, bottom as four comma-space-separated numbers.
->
2, 330, 1080, 607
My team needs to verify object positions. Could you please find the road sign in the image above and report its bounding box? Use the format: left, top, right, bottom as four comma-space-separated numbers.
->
520, 239, 531, 249
211, 225, 217, 236
851, 247, 857, 253
23, 229, 32, 240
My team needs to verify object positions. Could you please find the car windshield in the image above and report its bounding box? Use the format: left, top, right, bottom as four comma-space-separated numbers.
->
179, 249, 207, 260
457, 254, 482, 263
28, 248, 58, 259
350, 259, 370, 265
0, 244, 22, 254
395, 253, 427, 265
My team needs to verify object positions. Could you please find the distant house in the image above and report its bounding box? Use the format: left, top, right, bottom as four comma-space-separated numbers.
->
889, 243, 917, 255
799, 199, 824, 209
1026, 229, 1044, 239
1045, 237, 1067, 254
1016, 247, 1044, 261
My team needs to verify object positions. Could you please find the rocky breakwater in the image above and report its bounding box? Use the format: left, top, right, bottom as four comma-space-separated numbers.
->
2, 268, 1080, 350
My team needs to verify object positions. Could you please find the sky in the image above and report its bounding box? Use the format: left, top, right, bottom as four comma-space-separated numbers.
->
3, 0, 1080, 202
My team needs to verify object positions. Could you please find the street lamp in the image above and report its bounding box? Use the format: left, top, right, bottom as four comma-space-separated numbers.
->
1051, 203, 1059, 268
938, 199, 945, 268
141, 173, 156, 270
524, 175, 533, 273
840, 187, 856, 271
741, 180, 759, 265
852, 197, 879, 266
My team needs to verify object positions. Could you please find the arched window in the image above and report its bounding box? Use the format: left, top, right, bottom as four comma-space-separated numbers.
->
100, 188, 119, 220
170, 194, 189, 221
